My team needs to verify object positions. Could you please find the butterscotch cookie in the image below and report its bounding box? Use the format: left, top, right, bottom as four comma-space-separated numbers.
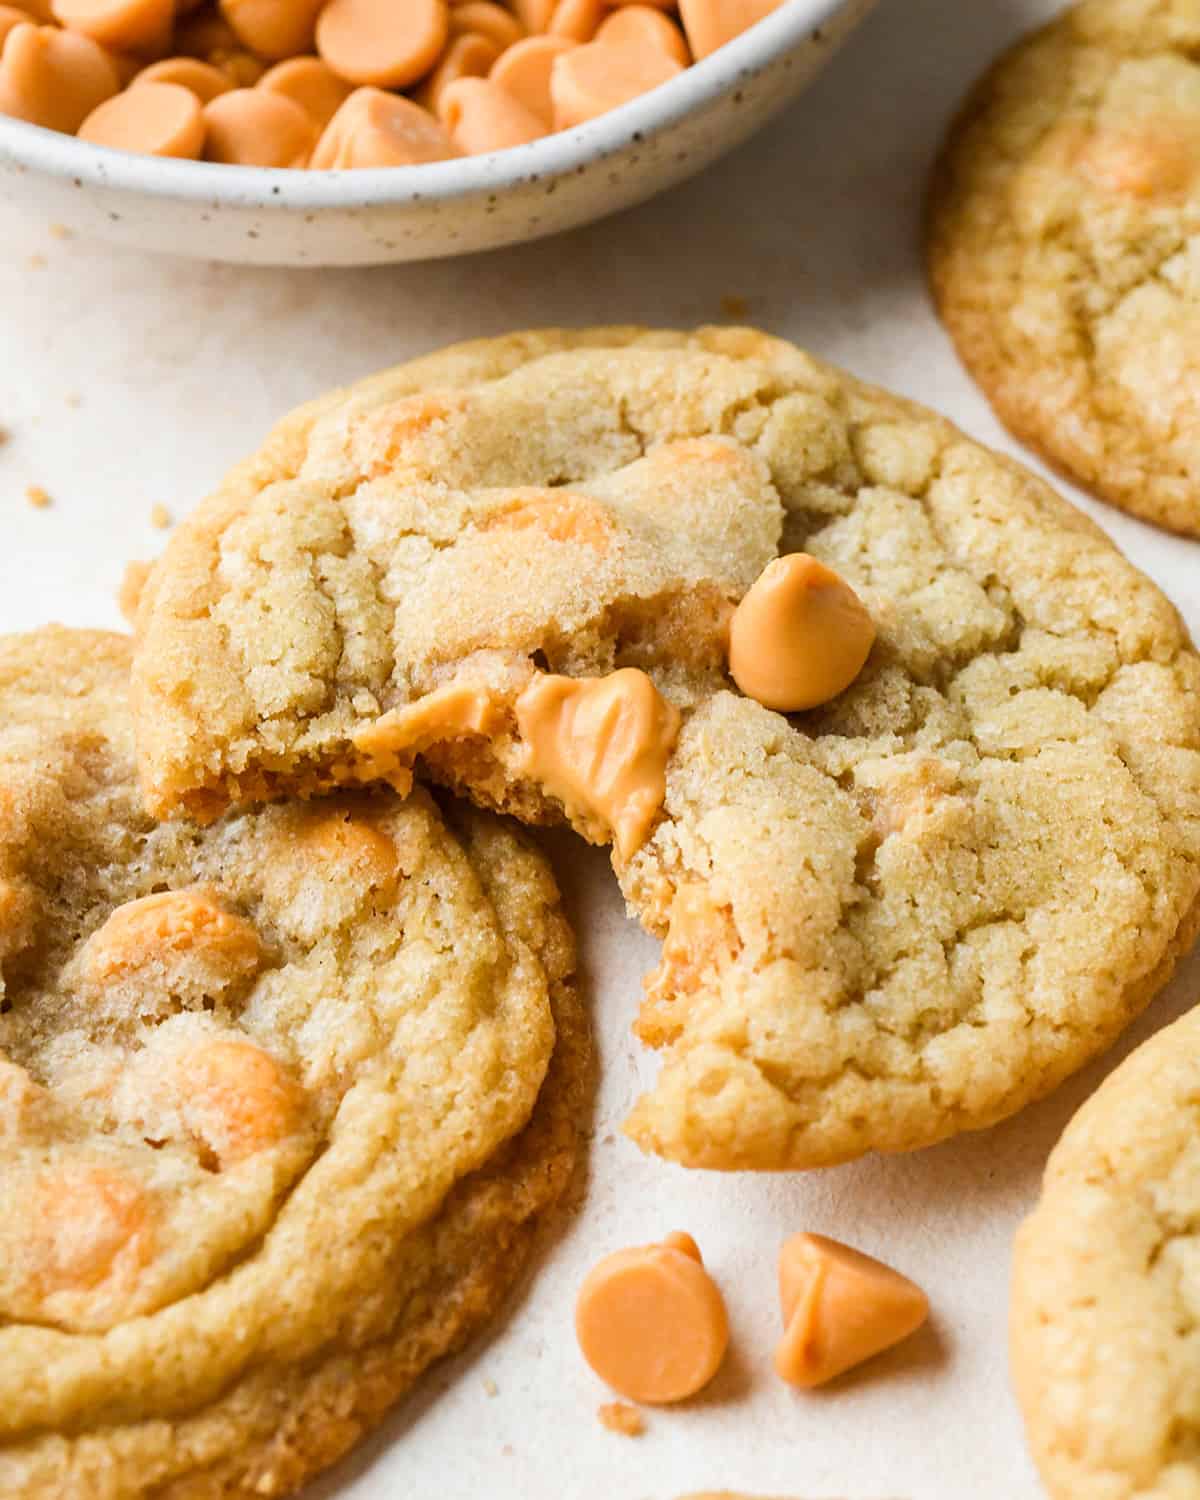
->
928, 0, 1200, 536
0, 626, 588, 1499
129, 326, 1200, 1171
1011, 1003, 1200, 1500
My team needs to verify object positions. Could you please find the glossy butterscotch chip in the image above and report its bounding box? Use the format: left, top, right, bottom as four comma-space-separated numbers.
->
595, 3, 689, 64
220, 0, 324, 62
576, 1231, 729, 1403
0, 4, 29, 46
774, 1233, 929, 1388
33, 1164, 156, 1293
550, 37, 683, 129
78, 78, 206, 156
728, 553, 875, 712
483, 490, 614, 547
547, 0, 606, 43
487, 31, 574, 124
515, 668, 680, 860
315, 0, 448, 89
677, 0, 780, 60
50, 0, 172, 55
439, 74, 545, 152
257, 53, 351, 126
311, 85, 459, 167
0, 20, 119, 131
136, 54, 233, 100
203, 85, 315, 164
83, 886, 262, 984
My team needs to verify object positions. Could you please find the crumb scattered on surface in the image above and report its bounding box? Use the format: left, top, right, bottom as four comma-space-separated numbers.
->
65, 393, 81, 409
720, 294, 749, 319
48, 223, 71, 240
500, 1444, 515, 1457
598, 1401, 645, 1437
482, 1377, 498, 1397
25, 485, 51, 509
150, 503, 171, 529
28, 254, 46, 270
118, 560, 152, 625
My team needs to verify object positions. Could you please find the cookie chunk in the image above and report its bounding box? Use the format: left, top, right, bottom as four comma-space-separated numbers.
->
130, 327, 1200, 1170
0, 626, 588, 1499
1012, 1004, 1200, 1500
928, 0, 1200, 536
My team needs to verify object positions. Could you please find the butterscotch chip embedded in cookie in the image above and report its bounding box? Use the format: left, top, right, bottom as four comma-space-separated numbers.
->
0, 625, 588, 1499
130, 326, 1200, 1171
928, 0, 1200, 536
1012, 1004, 1200, 1500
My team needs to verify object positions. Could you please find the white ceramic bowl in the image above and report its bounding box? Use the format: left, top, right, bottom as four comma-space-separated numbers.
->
0, 0, 876, 264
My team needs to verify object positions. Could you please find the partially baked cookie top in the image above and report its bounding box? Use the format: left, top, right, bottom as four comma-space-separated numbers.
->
1012, 1003, 1200, 1500
929, 0, 1200, 536
131, 326, 1200, 1171
0, 625, 575, 1495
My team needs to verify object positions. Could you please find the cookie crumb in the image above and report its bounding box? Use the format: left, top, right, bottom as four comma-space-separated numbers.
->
720, 294, 749, 319
28, 253, 46, 270
65, 393, 82, 409
118, 560, 152, 624
598, 1401, 644, 1437
150, 503, 171, 529
500, 1444, 515, 1457
48, 223, 71, 240
25, 484, 51, 509
482, 1377, 498, 1397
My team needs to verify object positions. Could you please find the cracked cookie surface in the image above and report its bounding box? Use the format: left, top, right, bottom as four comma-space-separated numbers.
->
0, 626, 588, 1499
130, 326, 1200, 1170
928, 0, 1200, 536
1012, 1003, 1200, 1500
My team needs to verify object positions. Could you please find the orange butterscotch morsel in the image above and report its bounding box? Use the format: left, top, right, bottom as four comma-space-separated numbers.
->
595, 3, 689, 64
352, 681, 501, 791
677, 0, 780, 60
0, 22, 119, 132
448, 0, 523, 49
415, 32, 499, 116
550, 37, 683, 130
727, 553, 875, 713
78, 79, 206, 156
774, 1234, 929, 1388
82, 886, 262, 985
203, 86, 316, 164
174, 1037, 305, 1166
1074, 122, 1200, 200
488, 32, 574, 125
316, 0, 448, 90
576, 1231, 729, 1403
547, 0, 607, 43
439, 74, 546, 154
258, 54, 351, 126
34, 1164, 155, 1293
50, 0, 172, 56
483, 489, 614, 547
296, 807, 400, 896
514, 668, 680, 860
311, 87, 460, 168
219, 0, 324, 62
136, 55, 234, 100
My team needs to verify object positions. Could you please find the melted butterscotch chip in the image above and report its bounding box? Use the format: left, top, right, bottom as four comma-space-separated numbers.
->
81, 887, 262, 1018
482, 490, 615, 549
1075, 120, 1200, 199
173, 1038, 305, 1167
34, 1164, 155, 1294
354, 682, 505, 793
515, 669, 680, 861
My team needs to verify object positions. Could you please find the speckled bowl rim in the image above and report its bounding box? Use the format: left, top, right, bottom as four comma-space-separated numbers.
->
0, 0, 854, 208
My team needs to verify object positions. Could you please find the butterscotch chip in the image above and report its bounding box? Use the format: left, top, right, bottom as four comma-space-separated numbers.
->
677, 0, 781, 60
257, 53, 351, 126
311, 86, 460, 168
773, 1233, 928, 1388
315, 0, 448, 90
0, 22, 119, 132
488, 32, 575, 124
203, 85, 315, 165
928, 0, 1200, 536
128, 327, 1200, 1173
439, 73, 546, 153
136, 54, 233, 100
50, 0, 172, 56
595, 4, 690, 64
78, 80, 206, 158
449, 0, 522, 49
1011, 1006, 1200, 1500
550, 37, 683, 129
219, 0, 324, 60
415, 31, 500, 116
0, 625, 588, 1496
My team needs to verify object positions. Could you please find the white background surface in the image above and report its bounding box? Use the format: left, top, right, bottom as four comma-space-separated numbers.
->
2, 3, 1199, 1496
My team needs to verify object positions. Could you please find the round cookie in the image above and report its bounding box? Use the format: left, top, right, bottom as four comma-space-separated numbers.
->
0, 626, 588, 1499
928, 0, 1200, 537
1011, 1004, 1200, 1500
129, 326, 1200, 1171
